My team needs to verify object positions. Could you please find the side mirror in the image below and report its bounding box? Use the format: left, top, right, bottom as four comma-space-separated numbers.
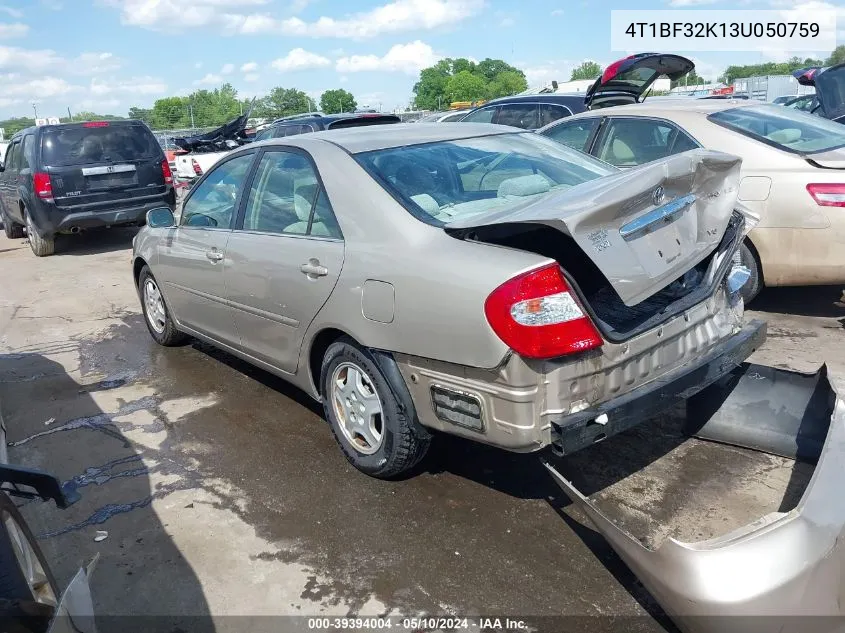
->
146, 207, 175, 228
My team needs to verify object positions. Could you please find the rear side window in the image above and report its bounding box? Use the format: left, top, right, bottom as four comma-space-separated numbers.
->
21, 135, 32, 169
41, 124, 160, 167
461, 107, 497, 123
538, 104, 572, 128
543, 118, 600, 152
496, 103, 540, 129
595, 118, 700, 167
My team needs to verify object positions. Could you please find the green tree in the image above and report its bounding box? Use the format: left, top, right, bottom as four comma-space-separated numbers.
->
149, 96, 189, 129
827, 45, 845, 66
412, 57, 527, 109
721, 57, 824, 83
320, 88, 356, 114
570, 61, 602, 81
261, 87, 313, 119
0, 117, 35, 137
127, 107, 152, 123
486, 70, 528, 99
444, 70, 487, 102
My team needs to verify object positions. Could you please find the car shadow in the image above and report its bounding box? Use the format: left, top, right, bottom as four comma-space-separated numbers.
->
748, 284, 844, 318
53, 227, 140, 257
0, 352, 214, 633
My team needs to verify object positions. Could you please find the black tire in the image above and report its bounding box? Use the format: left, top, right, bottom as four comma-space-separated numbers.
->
138, 265, 188, 346
739, 240, 762, 304
320, 338, 431, 478
24, 213, 54, 257
2, 206, 24, 240
0, 494, 58, 633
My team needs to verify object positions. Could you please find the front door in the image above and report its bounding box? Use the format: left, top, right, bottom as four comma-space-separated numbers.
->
156, 151, 256, 344
224, 149, 345, 374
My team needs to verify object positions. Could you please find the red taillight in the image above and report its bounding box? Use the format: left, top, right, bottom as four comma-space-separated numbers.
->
191, 158, 202, 176
600, 54, 637, 84
807, 183, 845, 207
33, 172, 53, 202
484, 263, 603, 359
161, 159, 173, 185
82, 121, 109, 128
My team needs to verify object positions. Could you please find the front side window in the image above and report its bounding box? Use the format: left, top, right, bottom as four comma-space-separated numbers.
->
4, 142, 18, 171
181, 153, 254, 228
709, 104, 845, 153
241, 150, 341, 238
461, 107, 497, 123
356, 132, 616, 226
595, 118, 699, 167
543, 118, 600, 152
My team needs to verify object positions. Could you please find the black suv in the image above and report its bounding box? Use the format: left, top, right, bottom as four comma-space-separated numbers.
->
254, 112, 401, 140
456, 94, 587, 130
0, 120, 174, 256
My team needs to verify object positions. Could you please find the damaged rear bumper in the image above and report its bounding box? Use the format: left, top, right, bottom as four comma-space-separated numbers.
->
544, 363, 845, 632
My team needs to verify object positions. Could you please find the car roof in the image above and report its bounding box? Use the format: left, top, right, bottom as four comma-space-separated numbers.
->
562, 98, 763, 120
483, 93, 585, 106
293, 122, 518, 153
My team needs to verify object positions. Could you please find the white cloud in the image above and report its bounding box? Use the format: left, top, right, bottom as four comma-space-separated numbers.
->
336, 41, 441, 75
522, 60, 575, 88
0, 46, 123, 75
76, 98, 122, 110
0, 23, 27, 38
221, 63, 235, 74
771, 0, 845, 40
0, 74, 80, 100
289, 0, 312, 12
194, 62, 203, 69
240, 61, 258, 72
106, 0, 484, 39
193, 73, 224, 85
244, 72, 259, 82
0, 6, 24, 18
499, 17, 514, 27
550, 8, 564, 15
89, 75, 168, 96
270, 48, 331, 72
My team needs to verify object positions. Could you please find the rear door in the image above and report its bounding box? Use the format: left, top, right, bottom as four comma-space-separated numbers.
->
585, 54, 694, 109
41, 122, 167, 212
225, 148, 344, 374
0, 140, 21, 222
156, 151, 257, 344
494, 103, 541, 129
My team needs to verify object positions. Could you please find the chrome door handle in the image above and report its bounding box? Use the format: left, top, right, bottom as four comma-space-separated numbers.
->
300, 261, 328, 277
206, 251, 224, 262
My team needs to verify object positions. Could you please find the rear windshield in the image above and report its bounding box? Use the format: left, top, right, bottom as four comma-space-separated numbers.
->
41, 124, 160, 166
708, 104, 845, 154
355, 132, 616, 226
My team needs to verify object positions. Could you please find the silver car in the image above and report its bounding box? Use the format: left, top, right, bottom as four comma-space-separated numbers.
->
131, 123, 762, 478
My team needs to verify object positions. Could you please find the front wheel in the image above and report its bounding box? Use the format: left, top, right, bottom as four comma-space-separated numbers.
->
0, 494, 58, 633
138, 266, 187, 346
738, 241, 762, 304
320, 339, 431, 478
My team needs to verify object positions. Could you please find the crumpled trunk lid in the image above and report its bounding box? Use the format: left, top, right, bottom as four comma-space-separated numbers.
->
446, 149, 743, 307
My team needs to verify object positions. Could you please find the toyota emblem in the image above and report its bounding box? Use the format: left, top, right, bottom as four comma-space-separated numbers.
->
652, 186, 665, 206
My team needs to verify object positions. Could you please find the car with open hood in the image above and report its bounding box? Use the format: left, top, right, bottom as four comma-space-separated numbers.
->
131, 123, 761, 478
792, 64, 845, 122
538, 99, 845, 301
457, 53, 696, 130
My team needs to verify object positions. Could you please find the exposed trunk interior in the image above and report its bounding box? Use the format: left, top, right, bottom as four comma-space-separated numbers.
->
465, 211, 743, 341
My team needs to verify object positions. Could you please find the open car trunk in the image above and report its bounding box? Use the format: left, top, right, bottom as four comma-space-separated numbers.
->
544, 363, 844, 632
446, 149, 750, 340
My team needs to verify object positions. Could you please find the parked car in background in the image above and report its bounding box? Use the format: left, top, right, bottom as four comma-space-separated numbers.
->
414, 110, 472, 123
458, 53, 695, 130
253, 112, 401, 141
539, 100, 845, 300
133, 123, 761, 479
792, 64, 845, 122
772, 94, 799, 105
784, 94, 818, 113
0, 120, 174, 256
173, 109, 254, 182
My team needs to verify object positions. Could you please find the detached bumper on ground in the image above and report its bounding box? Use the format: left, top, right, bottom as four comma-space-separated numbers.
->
545, 363, 845, 633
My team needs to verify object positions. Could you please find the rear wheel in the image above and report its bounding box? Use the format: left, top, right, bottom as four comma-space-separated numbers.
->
24, 213, 54, 257
739, 241, 762, 304
0, 494, 58, 633
139, 265, 187, 346
2, 207, 24, 240
320, 338, 431, 478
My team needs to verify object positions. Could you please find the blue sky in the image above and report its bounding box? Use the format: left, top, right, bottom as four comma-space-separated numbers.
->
0, 0, 839, 119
